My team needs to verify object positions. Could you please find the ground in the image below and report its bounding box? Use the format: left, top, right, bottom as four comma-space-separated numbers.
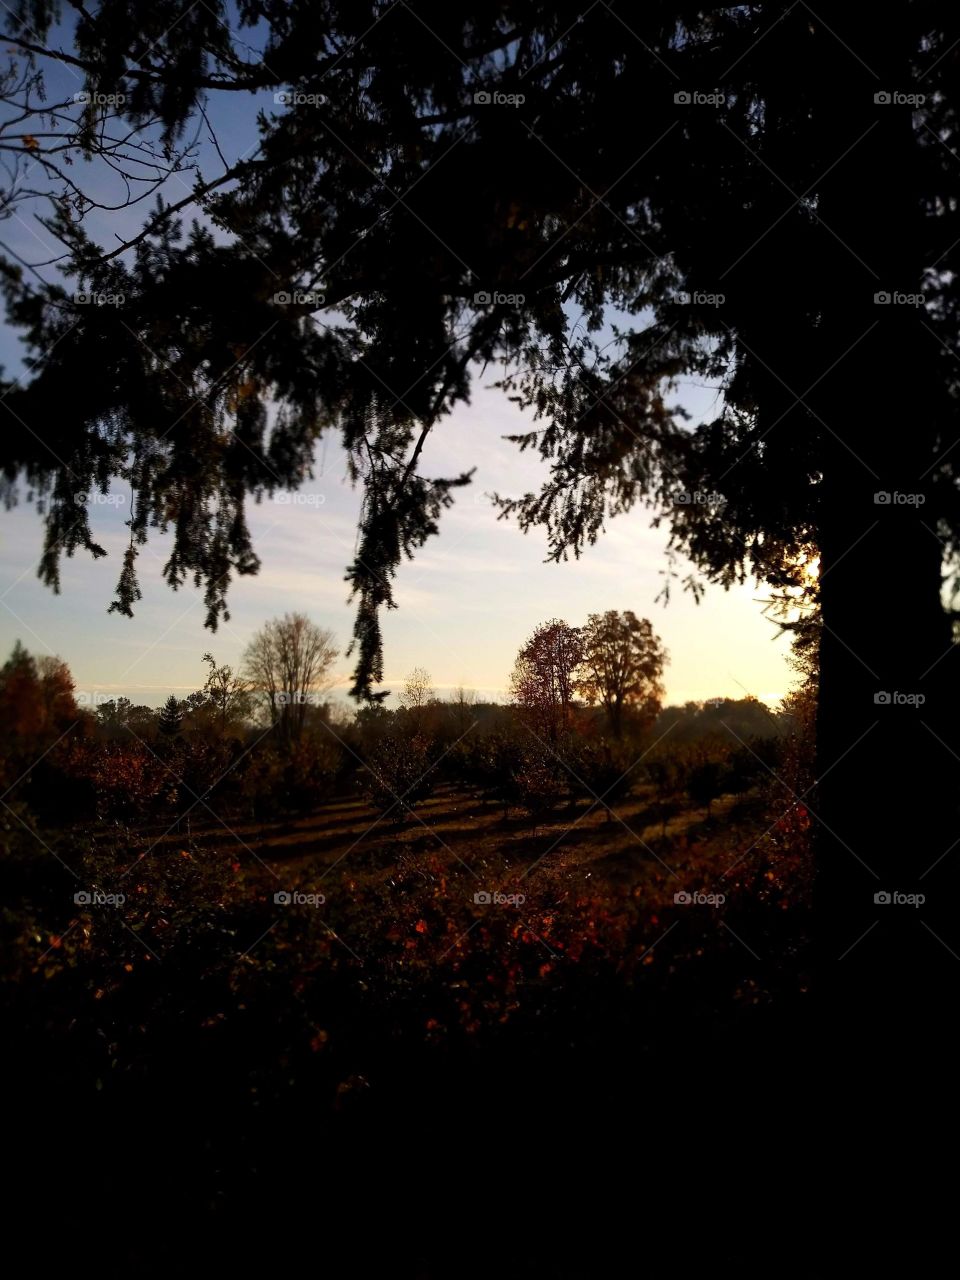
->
111, 779, 813, 1047
7, 779, 824, 1275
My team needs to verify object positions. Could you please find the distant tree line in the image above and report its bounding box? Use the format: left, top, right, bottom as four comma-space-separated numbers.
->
0, 603, 800, 832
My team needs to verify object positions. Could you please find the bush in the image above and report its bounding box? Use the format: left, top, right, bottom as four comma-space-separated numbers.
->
364, 733, 438, 819
237, 737, 347, 816
686, 760, 725, 815
514, 748, 567, 819
278, 741, 339, 811
646, 753, 686, 800
454, 735, 525, 815
92, 743, 168, 822
566, 740, 636, 819
725, 746, 759, 797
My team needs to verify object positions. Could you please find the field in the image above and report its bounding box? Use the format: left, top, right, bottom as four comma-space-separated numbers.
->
82, 776, 813, 1056
5, 767, 819, 1272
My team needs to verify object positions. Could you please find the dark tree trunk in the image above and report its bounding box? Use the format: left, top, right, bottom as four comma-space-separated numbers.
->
806, 13, 960, 1025
608, 699, 623, 739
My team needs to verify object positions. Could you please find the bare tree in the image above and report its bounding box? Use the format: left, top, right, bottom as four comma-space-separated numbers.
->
243, 614, 338, 746
451, 685, 477, 736
398, 666, 434, 731
201, 652, 254, 735
398, 667, 433, 711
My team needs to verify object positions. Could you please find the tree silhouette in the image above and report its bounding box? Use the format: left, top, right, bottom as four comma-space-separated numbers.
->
243, 613, 338, 746
158, 694, 184, 737
0, 641, 41, 741
510, 619, 583, 743
4, 3, 960, 973
201, 652, 253, 736
0, 642, 79, 752
577, 611, 666, 739
397, 666, 434, 735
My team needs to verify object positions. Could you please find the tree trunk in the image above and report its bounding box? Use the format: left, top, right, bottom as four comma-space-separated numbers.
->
609, 699, 623, 739
806, 14, 960, 1024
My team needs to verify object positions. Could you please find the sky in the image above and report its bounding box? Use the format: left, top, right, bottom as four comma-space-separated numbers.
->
0, 17, 795, 710
0, 374, 794, 710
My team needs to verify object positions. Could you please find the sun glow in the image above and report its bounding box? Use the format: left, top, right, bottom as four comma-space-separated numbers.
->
801, 555, 820, 586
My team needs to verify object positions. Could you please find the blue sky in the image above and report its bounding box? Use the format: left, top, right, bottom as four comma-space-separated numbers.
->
0, 19, 794, 708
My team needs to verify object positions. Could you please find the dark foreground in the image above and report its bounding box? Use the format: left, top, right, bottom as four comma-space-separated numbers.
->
10, 973, 955, 1277
3, 788, 956, 1275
